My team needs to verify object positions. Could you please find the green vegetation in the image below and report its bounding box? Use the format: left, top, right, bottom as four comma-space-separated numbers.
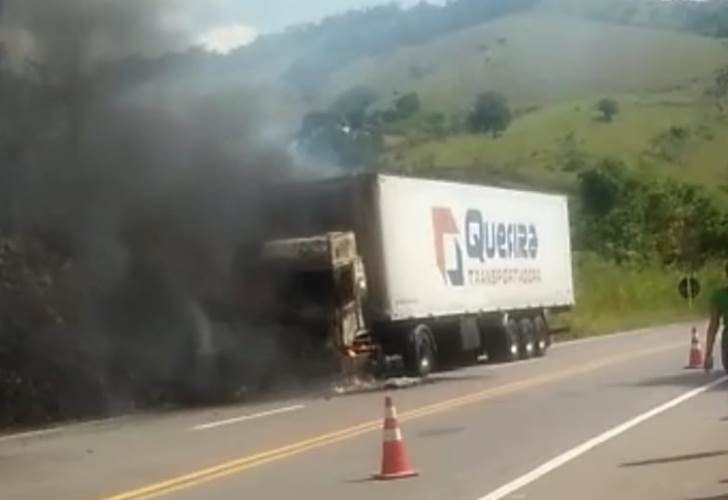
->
468, 91, 513, 137
575, 160, 728, 266
296, 86, 384, 168
329, 85, 378, 127
395, 92, 422, 119
709, 65, 728, 112
596, 98, 620, 122
567, 254, 722, 338
564, 159, 728, 336
387, 95, 728, 192
313, 12, 728, 206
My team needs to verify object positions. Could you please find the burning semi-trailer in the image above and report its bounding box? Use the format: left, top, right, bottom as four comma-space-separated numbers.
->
195, 173, 575, 390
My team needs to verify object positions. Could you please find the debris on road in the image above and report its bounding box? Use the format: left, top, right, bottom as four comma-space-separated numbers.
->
331, 376, 425, 396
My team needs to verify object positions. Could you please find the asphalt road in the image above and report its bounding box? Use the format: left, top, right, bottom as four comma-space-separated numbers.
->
2, 322, 728, 500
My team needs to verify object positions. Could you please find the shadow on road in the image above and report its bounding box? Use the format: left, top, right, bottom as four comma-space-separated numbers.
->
621, 450, 728, 467
417, 426, 466, 438
344, 477, 377, 484
627, 372, 724, 389
684, 480, 728, 500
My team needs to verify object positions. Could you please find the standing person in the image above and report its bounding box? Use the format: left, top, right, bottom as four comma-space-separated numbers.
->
704, 265, 728, 372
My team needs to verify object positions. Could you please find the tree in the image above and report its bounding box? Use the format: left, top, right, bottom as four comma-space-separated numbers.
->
296, 111, 383, 169
596, 98, 619, 122
573, 156, 728, 265
468, 91, 512, 137
395, 91, 421, 119
577, 158, 628, 217
299, 111, 338, 140
326, 85, 379, 131
424, 112, 446, 136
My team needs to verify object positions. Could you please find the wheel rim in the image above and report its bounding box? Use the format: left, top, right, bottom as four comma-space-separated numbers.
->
414, 329, 434, 376
534, 317, 548, 356
420, 352, 431, 371
519, 319, 535, 359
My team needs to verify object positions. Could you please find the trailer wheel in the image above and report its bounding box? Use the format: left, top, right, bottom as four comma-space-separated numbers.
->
533, 316, 549, 357
518, 318, 536, 360
405, 325, 435, 378
489, 319, 519, 363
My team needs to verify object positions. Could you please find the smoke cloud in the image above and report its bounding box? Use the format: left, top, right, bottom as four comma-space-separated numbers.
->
0, 0, 302, 422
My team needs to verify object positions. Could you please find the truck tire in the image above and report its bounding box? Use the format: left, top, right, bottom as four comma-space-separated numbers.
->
489, 319, 519, 363
533, 316, 549, 357
404, 325, 435, 378
518, 318, 536, 360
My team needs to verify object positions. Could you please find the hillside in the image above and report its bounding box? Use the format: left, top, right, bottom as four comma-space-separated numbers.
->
101, 2, 728, 141
323, 14, 728, 112
271, 9, 728, 184
390, 92, 728, 191
296, 14, 728, 200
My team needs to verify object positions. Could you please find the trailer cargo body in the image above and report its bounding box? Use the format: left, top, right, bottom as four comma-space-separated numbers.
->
373, 175, 573, 319
262, 174, 574, 375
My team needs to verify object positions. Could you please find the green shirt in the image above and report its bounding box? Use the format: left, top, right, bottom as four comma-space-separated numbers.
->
711, 287, 728, 325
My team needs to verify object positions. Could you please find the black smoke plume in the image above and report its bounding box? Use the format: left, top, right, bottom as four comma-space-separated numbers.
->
0, 1, 297, 425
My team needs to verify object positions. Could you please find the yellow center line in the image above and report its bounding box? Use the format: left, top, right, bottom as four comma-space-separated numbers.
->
102, 341, 682, 500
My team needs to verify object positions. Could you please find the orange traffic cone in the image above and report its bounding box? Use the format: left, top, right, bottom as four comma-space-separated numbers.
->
373, 396, 419, 480
686, 327, 704, 369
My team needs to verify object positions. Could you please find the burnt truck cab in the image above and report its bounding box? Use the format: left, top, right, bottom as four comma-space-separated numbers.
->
259, 232, 378, 375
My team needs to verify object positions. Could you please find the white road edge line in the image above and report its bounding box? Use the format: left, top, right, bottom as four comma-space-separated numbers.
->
0, 428, 61, 443
0, 415, 130, 443
191, 404, 306, 431
552, 321, 701, 350
476, 375, 728, 500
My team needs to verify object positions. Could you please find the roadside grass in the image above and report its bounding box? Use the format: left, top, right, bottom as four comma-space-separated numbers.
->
562, 253, 723, 339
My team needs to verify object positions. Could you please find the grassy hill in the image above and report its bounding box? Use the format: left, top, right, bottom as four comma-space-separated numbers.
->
389, 91, 728, 193
324, 14, 728, 112
299, 14, 728, 201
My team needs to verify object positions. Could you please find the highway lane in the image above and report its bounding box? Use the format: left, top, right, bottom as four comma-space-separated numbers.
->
512, 374, 728, 500
1, 322, 723, 500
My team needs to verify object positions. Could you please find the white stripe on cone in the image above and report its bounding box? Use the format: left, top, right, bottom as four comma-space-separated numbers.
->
386, 405, 397, 420
384, 427, 403, 443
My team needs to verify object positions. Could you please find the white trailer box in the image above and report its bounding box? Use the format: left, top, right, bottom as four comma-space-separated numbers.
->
263, 174, 575, 373
373, 175, 574, 321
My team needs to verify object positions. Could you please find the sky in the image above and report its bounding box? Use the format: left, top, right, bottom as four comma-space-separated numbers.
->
194, 0, 443, 53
